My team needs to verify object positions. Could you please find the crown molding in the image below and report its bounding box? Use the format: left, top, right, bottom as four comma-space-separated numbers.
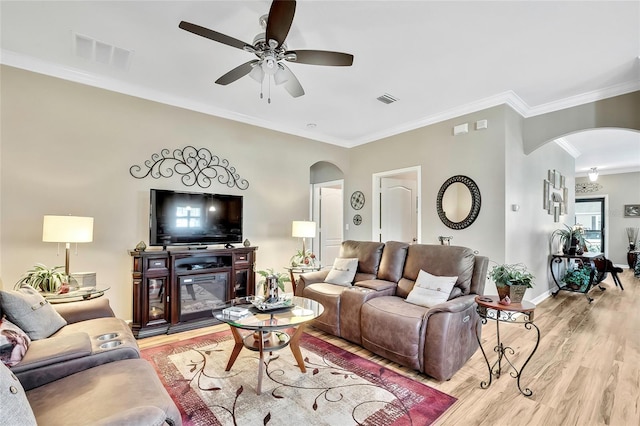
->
554, 137, 581, 158
2, 49, 638, 148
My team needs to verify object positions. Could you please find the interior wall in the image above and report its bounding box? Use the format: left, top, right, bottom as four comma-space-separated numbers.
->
576, 172, 640, 265
346, 105, 508, 264
0, 66, 348, 319
505, 107, 576, 300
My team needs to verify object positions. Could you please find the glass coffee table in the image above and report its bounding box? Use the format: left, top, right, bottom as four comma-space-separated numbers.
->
214, 295, 324, 394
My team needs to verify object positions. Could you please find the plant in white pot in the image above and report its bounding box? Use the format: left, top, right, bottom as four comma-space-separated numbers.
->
488, 263, 535, 305
15, 263, 67, 293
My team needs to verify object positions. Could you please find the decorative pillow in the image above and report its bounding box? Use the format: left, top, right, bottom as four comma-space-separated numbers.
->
0, 285, 67, 340
0, 318, 31, 367
0, 361, 37, 425
324, 258, 359, 286
406, 270, 457, 308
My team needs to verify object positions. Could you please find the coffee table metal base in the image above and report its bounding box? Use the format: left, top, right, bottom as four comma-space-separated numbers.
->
225, 324, 308, 395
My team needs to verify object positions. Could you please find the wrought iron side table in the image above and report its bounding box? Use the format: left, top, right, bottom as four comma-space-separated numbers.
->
475, 295, 540, 396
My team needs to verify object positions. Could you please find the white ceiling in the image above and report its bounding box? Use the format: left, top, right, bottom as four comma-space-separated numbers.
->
1, 1, 639, 173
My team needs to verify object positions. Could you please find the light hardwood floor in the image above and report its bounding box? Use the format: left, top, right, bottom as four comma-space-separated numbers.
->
138, 269, 640, 426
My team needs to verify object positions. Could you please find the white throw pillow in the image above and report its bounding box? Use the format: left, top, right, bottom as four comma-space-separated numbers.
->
324, 258, 359, 286
405, 270, 457, 308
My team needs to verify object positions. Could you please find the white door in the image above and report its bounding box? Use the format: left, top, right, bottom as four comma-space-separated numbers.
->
378, 177, 418, 244
312, 181, 343, 267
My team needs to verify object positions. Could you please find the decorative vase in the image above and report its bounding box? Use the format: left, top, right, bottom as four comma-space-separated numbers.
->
509, 284, 527, 303
497, 285, 510, 301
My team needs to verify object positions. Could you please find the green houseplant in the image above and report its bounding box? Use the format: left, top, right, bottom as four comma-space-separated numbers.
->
488, 263, 535, 303
551, 224, 587, 255
562, 266, 592, 291
15, 263, 66, 293
256, 268, 291, 297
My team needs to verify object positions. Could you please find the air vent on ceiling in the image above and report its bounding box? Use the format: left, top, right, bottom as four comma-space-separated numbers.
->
73, 32, 133, 71
376, 93, 398, 104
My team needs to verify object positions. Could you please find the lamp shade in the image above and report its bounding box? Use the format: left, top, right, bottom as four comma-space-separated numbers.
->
588, 167, 599, 182
292, 221, 316, 238
43, 215, 94, 243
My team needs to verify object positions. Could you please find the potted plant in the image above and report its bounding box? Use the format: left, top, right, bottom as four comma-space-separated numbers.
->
256, 268, 291, 298
488, 263, 535, 304
15, 263, 67, 293
551, 224, 587, 255
562, 265, 592, 291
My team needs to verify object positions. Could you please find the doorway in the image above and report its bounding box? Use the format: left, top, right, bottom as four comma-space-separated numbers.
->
576, 196, 607, 255
372, 166, 421, 244
312, 180, 344, 267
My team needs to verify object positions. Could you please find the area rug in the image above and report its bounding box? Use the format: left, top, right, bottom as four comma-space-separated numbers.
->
142, 330, 456, 425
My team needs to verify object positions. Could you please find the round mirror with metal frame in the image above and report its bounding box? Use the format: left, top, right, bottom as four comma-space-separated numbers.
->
436, 175, 481, 230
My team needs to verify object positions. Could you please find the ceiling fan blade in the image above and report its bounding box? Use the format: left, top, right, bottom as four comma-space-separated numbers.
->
285, 50, 353, 66
280, 64, 304, 98
179, 21, 251, 51
215, 60, 259, 85
266, 0, 296, 48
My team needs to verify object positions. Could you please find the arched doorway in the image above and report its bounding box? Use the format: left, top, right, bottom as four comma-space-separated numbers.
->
310, 161, 344, 267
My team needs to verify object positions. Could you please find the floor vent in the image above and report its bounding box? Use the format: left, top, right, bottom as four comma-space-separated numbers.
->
73, 32, 133, 71
376, 93, 398, 104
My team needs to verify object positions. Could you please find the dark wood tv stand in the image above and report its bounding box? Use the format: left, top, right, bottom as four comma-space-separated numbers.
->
130, 246, 257, 338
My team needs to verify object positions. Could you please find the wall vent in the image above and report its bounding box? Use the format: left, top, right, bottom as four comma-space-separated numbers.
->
73, 32, 133, 71
376, 93, 398, 104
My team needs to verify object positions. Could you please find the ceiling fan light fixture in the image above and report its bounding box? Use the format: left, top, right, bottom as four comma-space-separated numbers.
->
249, 63, 265, 83
274, 64, 289, 85
588, 167, 599, 182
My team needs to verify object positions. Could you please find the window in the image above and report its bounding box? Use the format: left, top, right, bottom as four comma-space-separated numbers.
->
176, 206, 201, 228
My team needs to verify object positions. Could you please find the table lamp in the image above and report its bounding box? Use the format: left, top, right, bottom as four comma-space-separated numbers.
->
291, 221, 316, 257
42, 215, 94, 277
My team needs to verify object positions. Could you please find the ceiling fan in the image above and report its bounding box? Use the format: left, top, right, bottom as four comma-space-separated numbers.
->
179, 0, 354, 102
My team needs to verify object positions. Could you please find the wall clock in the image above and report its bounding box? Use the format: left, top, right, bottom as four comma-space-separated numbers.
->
353, 214, 362, 226
350, 191, 365, 210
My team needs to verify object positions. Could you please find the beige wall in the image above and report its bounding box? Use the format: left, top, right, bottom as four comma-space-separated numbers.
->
576, 172, 640, 265
505, 107, 576, 300
2, 65, 632, 320
0, 66, 348, 318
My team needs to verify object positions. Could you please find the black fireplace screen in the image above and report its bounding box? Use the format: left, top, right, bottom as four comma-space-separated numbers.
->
179, 273, 228, 322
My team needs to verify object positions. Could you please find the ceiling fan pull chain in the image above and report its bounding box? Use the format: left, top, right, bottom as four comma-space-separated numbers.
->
260, 78, 264, 99
268, 76, 271, 104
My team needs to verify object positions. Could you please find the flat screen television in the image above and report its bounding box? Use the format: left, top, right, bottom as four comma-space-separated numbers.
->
149, 189, 243, 247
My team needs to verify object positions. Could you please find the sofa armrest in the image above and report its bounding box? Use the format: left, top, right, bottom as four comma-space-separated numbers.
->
295, 270, 330, 296
424, 294, 477, 316
11, 332, 91, 373
421, 294, 480, 381
53, 297, 115, 324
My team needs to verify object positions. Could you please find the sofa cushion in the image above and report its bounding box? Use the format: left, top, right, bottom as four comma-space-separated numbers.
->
339, 240, 385, 278
26, 359, 181, 426
377, 241, 410, 282
11, 333, 91, 373
0, 362, 37, 425
0, 318, 31, 366
324, 258, 358, 286
398, 245, 476, 298
406, 270, 457, 308
0, 286, 67, 340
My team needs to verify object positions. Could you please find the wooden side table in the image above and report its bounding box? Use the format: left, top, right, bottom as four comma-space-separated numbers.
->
475, 295, 540, 396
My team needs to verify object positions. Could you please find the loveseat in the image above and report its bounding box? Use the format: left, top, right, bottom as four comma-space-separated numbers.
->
295, 240, 489, 381
0, 286, 181, 425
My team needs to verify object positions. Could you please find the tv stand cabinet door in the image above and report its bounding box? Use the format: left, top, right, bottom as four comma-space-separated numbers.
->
233, 249, 255, 298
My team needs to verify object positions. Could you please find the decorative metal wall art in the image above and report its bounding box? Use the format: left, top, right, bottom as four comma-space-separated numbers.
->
544, 169, 567, 222
129, 146, 249, 190
575, 182, 603, 194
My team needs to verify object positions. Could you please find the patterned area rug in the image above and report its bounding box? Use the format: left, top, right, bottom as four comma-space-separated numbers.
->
142, 330, 456, 425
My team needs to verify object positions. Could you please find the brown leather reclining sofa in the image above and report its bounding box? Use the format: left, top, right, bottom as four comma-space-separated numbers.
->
295, 240, 489, 381
1, 296, 181, 425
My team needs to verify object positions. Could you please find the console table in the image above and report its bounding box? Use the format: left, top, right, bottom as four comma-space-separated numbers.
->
475, 295, 539, 397
130, 246, 257, 338
549, 252, 605, 303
